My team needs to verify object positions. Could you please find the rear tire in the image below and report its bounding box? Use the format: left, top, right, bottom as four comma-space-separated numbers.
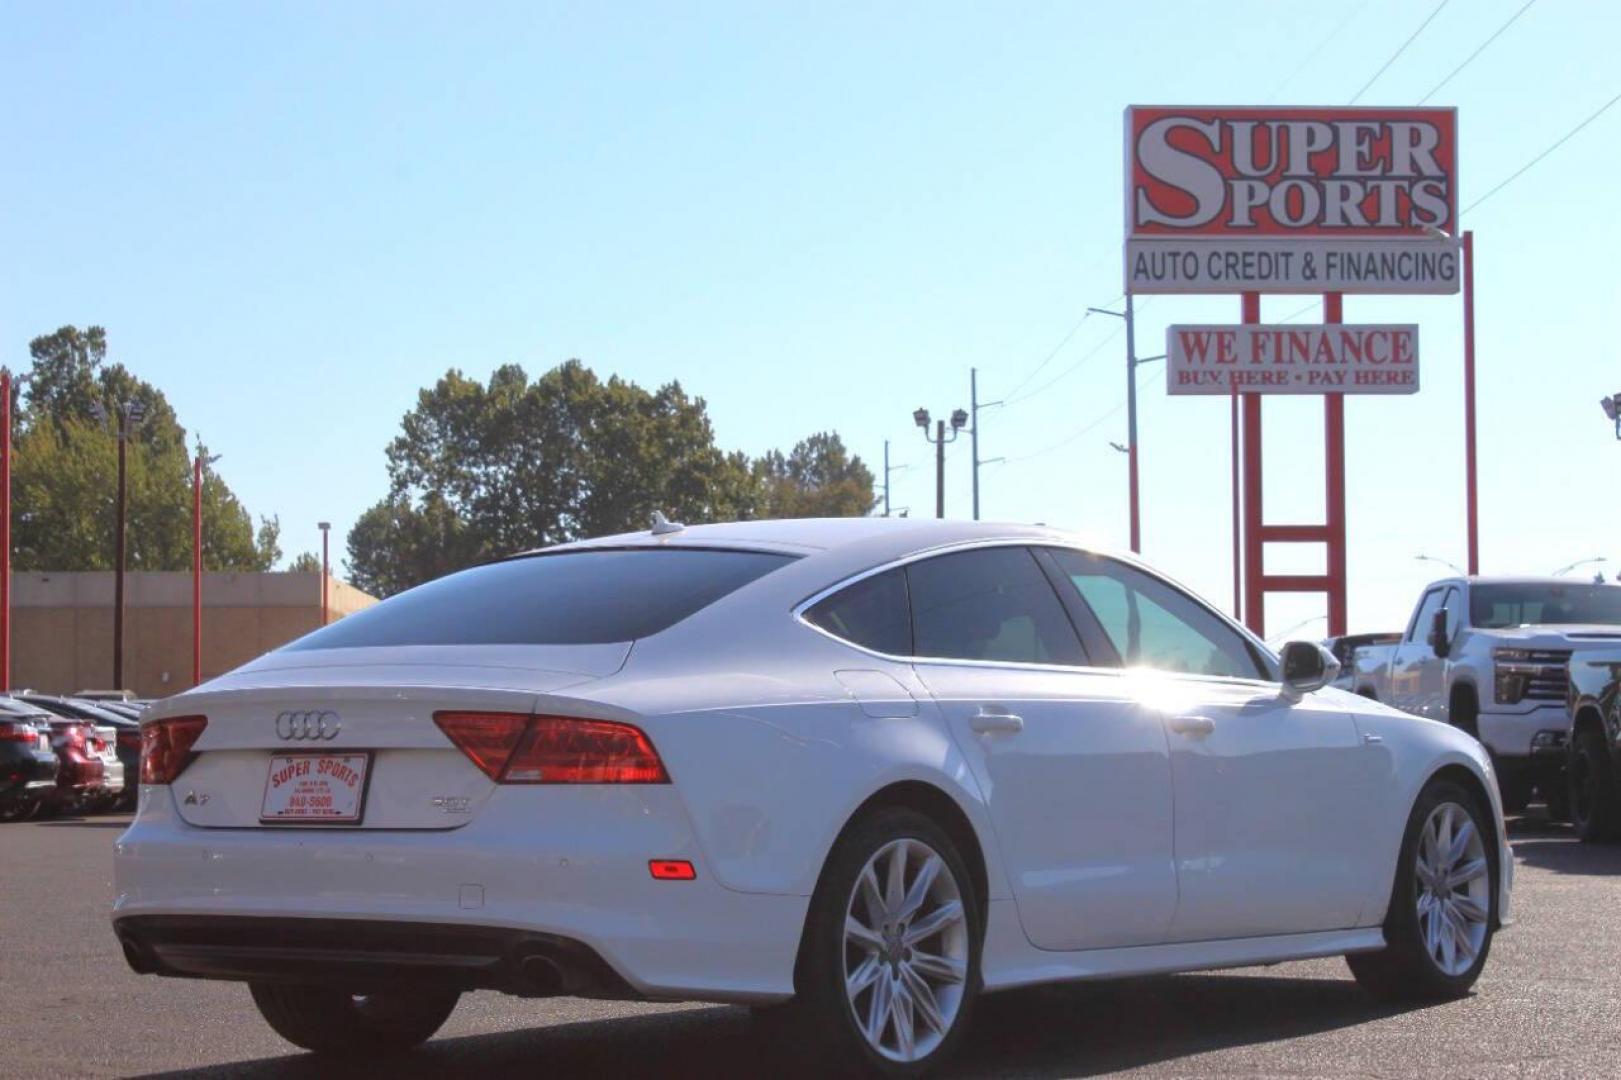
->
1347, 779, 1495, 1001
787, 807, 982, 1077
1569, 726, 1621, 843
249, 984, 460, 1056
0, 799, 35, 823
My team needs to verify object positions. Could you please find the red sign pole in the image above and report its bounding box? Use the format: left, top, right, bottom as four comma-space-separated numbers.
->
1463, 230, 1479, 575
192, 451, 202, 686
1240, 292, 1264, 638
1, 369, 10, 692
1324, 293, 1348, 637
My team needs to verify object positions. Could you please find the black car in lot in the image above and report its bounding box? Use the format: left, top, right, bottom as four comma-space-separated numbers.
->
0, 698, 60, 822
19, 695, 141, 812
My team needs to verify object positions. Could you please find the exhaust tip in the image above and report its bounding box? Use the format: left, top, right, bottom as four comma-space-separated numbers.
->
520, 953, 566, 996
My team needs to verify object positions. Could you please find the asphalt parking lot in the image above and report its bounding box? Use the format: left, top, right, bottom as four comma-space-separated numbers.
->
4, 811, 1620, 1079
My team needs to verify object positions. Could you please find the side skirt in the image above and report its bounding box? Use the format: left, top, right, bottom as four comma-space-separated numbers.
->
978, 900, 1385, 993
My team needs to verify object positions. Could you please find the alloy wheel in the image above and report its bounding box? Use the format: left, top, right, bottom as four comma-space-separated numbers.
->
843, 837, 969, 1064
1414, 801, 1489, 976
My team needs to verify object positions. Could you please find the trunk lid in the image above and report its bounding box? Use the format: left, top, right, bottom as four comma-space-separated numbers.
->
161, 643, 629, 830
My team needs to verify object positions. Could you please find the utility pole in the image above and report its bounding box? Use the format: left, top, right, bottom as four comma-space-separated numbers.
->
914, 407, 967, 519
969, 368, 1003, 521
1, 369, 10, 692
92, 399, 146, 690
192, 443, 221, 687
1088, 300, 1164, 554
319, 522, 332, 625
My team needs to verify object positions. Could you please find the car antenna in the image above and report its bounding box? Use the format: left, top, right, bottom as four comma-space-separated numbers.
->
650, 510, 685, 536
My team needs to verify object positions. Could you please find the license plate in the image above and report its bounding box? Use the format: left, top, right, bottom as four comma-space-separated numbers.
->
260, 753, 371, 824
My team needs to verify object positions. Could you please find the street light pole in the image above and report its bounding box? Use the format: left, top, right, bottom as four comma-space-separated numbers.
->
319, 522, 331, 625
914, 408, 967, 520
1415, 553, 1467, 577
1124, 292, 1140, 553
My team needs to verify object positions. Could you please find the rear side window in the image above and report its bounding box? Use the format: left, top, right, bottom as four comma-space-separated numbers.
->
804, 568, 911, 656
286, 548, 797, 649
907, 547, 1085, 666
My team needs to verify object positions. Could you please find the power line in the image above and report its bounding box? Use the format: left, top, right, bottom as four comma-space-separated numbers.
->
1265, 0, 1372, 104
1003, 321, 1125, 407
1000, 309, 1099, 402
1348, 0, 1451, 104
1000, 399, 1128, 467
1417, 0, 1539, 105
1463, 89, 1621, 217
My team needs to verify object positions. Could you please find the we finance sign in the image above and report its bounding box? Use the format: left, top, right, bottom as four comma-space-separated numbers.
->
1125, 106, 1459, 295
1167, 324, 1419, 395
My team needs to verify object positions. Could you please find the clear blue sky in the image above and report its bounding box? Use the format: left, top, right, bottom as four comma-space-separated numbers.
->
4, 0, 1617, 635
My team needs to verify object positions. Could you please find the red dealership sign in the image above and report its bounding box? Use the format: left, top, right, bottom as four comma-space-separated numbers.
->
1166, 324, 1419, 395
1127, 106, 1457, 237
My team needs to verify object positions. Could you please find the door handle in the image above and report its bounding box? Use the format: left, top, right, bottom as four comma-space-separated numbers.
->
970, 709, 1024, 735
1169, 715, 1216, 737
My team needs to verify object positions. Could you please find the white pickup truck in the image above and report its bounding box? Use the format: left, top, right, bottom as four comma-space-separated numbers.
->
1350, 576, 1621, 812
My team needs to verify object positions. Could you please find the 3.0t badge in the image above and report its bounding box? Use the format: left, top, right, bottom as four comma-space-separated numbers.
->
274, 710, 340, 741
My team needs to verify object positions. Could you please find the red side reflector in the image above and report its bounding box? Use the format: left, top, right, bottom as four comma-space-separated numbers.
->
139, 716, 208, 785
650, 860, 696, 881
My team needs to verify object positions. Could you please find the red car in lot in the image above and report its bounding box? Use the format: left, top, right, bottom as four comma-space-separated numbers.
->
26, 705, 123, 815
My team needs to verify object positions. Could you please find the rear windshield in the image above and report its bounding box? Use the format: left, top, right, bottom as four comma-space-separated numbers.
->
1471, 583, 1621, 629
285, 548, 797, 650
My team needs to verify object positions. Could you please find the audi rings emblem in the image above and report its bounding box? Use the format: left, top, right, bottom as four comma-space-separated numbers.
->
274, 710, 341, 741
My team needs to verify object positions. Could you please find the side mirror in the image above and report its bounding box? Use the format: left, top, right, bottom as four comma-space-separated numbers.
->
1280, 641, 1341, 701
1427, 609, 1451, 658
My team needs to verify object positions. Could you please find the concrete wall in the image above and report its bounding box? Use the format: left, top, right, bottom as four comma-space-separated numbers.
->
15, 571, 377, 698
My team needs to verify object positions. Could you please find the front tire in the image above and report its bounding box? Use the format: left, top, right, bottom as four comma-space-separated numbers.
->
1348, 779, 1495, 1000
249, 984, 460, 1056
1569, 726, 1621, 843
792, 807, 981, 1077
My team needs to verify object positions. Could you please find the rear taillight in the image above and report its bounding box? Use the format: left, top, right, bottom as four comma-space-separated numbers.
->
140, 716, 208, 784
0, 720, 35, 743
434, 712, 669, 784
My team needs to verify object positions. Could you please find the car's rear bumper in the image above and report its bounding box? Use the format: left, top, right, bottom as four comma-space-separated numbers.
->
113, 915, 638, 999
112, 786, 805, 1003
0, 749, 58, 796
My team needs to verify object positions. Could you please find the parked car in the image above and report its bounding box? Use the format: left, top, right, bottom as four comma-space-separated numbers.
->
1324, 632, 1400, 690
0, 698, 60, 822
20, 695, 138, 811
114, 519, 1509, 1076
1349, 576, 1621, 814
76, 689, 138, 702
31, 709, 121, 815
1564, 651, 1621, 842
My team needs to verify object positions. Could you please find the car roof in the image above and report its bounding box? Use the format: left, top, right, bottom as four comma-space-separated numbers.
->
531, 517, 1110, 562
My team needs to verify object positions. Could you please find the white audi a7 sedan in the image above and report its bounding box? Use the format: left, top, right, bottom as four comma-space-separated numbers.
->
114, 518, 1510, 1076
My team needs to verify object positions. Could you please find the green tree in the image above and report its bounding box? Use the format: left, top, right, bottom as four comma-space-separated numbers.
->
287, 552, 322, 573
346, 360, 872, 597
14, 326, 280, 572
752, 432, 876, 518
